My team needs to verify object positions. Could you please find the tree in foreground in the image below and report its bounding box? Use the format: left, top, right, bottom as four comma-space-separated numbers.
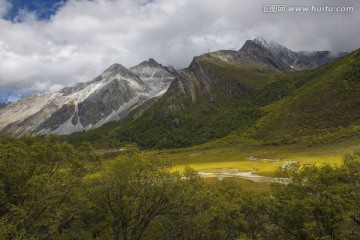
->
268, 151, 360, 240
89, 145, 209, 240
0, 136, 99, 240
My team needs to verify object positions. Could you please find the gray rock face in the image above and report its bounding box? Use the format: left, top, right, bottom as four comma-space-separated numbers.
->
38, 104, 76, 131
36, 63, 152, 134
238, 40, 291, 71
77, 79, 138, 127
60, 82, 89, 96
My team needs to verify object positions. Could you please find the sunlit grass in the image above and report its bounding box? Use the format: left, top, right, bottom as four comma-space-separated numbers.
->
87, 138, 358, 191
168, 142, 349, 177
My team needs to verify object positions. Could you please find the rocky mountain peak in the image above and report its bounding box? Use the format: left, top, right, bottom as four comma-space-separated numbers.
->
134, 58, 163, 69
239, 40, 275, 59
253, 37, 292, 57
104, 63, 128, 74
130, 58, 174, 79
240, 39, 262, 50
147, 58, 159, 66
237, 39, 290, 71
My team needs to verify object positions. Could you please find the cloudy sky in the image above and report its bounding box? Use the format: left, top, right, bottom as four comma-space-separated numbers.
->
0, 0, 359, 102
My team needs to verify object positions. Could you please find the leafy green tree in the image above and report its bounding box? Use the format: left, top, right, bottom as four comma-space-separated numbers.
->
342, 150, 360, 236
191, 180, 270, 240
269, 163, 350, 239
88, 145, 206, 240
0, 136, 94, 239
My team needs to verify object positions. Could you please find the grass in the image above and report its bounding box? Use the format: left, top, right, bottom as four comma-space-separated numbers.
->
84, 137, 360, 191
168, 136, 360, 178
246, 49, 360, 145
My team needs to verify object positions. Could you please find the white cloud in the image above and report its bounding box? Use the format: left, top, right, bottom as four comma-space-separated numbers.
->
0, 0, 359, 100
0, 0, 11, 18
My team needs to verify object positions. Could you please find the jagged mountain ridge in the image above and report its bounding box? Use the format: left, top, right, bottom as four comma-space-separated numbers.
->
0, 38, 347, 139
253, 38, 347, 70
65, 39, 349, 149
149, 38, 346, 116
0, 59, 176, 136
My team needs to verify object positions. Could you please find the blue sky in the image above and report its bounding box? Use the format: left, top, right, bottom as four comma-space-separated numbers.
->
0, 0, 359, 103
0, 0, 67, 103
0, 92, 27, 103
4, 0, 66, 22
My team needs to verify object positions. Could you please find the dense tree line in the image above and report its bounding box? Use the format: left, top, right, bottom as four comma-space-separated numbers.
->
1, 136, 360, 239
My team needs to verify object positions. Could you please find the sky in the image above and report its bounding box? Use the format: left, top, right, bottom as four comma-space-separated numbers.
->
0, 0, 359, 103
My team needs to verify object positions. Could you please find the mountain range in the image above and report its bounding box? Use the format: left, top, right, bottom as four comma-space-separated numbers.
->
0, 58, 175, 136
0, 38, 356, 149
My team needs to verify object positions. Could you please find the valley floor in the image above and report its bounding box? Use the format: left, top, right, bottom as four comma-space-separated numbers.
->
167, 136, 360, 190
98, 136, 360, 192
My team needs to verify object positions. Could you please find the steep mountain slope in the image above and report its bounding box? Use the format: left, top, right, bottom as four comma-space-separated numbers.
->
1, 38, 349, 149
0, 59, 175, 136
0, 92, 67, 136
66, 39, 350, 149
130, 38, 342, 118
243, 48, 360, 145
67, 39, 332, 149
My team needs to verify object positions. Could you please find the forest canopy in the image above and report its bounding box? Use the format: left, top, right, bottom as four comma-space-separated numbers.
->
1, 136, 360, 239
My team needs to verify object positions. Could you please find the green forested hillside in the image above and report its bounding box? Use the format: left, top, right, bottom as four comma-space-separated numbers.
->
245, 49, 360, 145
